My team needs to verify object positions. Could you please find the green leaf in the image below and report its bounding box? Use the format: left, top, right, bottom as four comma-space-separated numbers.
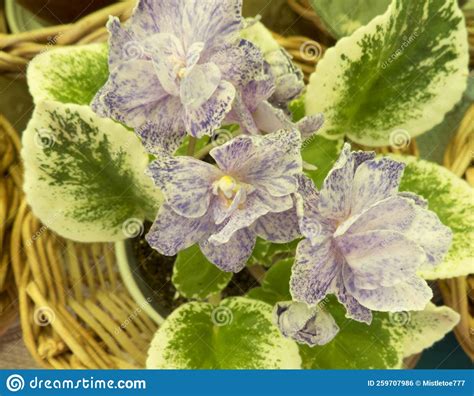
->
248, 238, 299, 267
397, 156, 474, 279
310, 0, 391, 38
302, 135, 344, 189
146, 297, 301, 369
300, 300, 459, 369
27, 44, 109, 106
21, 101, 162, 242
172, 245, 232, 300
247, 258, 293, 305
306, 0, 469, 146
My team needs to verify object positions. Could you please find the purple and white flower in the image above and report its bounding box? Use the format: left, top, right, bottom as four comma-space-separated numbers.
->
92, 0, 268, 153
146, 129, 304, 272
292, 144, 452, 324
273, 301, 339, 346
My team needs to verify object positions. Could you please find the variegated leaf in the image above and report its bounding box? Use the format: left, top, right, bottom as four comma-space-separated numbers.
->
27, 43, 109, 105
300, 300, 459, 369
306, 0, 469, 146
146, 297, 301, 369
310, 0, 390, 38
398, 156, 474, 279
22, 101, 161, 242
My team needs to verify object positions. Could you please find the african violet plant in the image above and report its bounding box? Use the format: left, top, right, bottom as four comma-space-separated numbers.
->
21, 0, 473, 369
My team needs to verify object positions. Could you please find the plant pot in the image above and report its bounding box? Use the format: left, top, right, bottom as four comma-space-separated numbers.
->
5, 0, 49, 33
115, 240, 165, 325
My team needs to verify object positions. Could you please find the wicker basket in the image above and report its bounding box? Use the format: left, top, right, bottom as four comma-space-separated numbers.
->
1, 114, 157, 368
0, 0, 472, 367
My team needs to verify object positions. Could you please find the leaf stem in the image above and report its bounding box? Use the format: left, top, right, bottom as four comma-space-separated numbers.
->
187, 137, 197, 156
247, 265, 266, 285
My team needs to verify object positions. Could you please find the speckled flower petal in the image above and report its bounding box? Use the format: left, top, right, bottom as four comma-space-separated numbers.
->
212, 129, 302, 197
180, 63, 221, 109
210, 192, 293, 244
182, 0, 243, 49
294, 174, 335, 243
291, 239, 341, 304
148, 33, 185, 96
345, 196, 452, 268
351, 157, 405, 216
106, 17, 139, 68
136, 112, 186, 155
404, 208, 453, 268
398, 191, 428, 208
92, 60, 168, 129
273, 301, 339, 346
184, 80, 236, 138
296, 113, 325, 139
147, 156, 221, 218
211, 39, 266, 87
146, 204, 213, 256
200, 227, 256, 272
254, 206, 300, 243
345, 274, 433, 312
318, 144, 354, 220
332, 271, 373, 324
337, 230, 425, 290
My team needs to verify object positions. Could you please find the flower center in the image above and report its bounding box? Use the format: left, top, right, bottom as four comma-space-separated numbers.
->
212, 175, 242, 206
177, 66, 188, 80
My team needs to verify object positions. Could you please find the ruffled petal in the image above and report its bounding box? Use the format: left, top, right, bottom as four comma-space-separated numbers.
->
342, 196, 417, 236
146, 205, 212, 256
200, 227, 256, 272
182, 0, 243, 49
294, 174, 335, 243
290, 239, 341, 304
211, 129, 302, 196
92, 60, 169, 129
345, 275, 433, 312
332, 271, 372, 324
345, 196, 452, 268
254, 206, 301, 243
147, 33, 185, 96
210, 39, 266, 87
296, 113, 325, 139
405, 207, 453, 268
136, 111, 186, 155
209, 191, 293, 244
180, 63, 221, 109
184, 80, 235, 138
351, 157, 405, 215
273, 301, 339, 346
336, 230, 425, 290
147, 156, 221, 218
318, 144, 354, 221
